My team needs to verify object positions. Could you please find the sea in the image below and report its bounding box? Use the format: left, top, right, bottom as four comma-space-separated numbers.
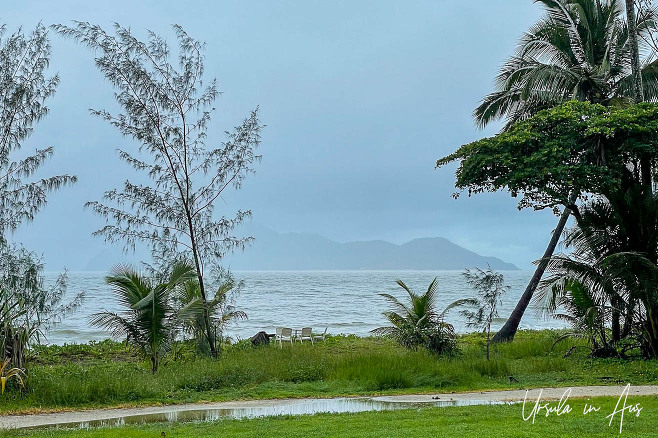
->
43, 270, 567, 345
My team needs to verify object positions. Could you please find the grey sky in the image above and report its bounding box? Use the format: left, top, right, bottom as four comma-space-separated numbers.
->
8, 1, 560, 270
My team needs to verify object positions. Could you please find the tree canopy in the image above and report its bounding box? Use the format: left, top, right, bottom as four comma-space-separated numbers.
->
438, 100, 658, 215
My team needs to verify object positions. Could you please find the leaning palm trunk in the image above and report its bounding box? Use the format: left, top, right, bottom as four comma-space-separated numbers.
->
479, 0, 658, 343
493, 203, 572, 343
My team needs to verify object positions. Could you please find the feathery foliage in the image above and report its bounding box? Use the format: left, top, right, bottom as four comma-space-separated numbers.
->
0, 23, 76, 235
0, 23, 78, 370
54, 22, 263, 357
460, 268, 509, 360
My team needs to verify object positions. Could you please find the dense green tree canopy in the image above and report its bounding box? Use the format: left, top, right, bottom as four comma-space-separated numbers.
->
438, 101, 658, 214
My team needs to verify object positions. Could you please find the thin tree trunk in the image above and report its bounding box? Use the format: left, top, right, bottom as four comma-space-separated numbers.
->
612, 296, 621, 343
625, 0, 644, 103
492, 204, 573, 343
191, 247, 217, 359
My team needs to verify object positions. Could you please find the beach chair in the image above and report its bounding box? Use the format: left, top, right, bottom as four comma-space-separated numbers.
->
275, 327, 294, 348
297, 327, 313, 344
313, 327, 328, 344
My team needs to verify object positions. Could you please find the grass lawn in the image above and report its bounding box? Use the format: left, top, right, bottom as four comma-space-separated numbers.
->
4, 396, 657, 437
2, 330, 658, 414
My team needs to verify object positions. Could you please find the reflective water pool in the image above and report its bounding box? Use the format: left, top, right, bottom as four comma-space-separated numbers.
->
25, 397, 507, 430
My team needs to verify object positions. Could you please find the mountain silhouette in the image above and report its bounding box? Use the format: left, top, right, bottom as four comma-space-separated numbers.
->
225, 225, 518, 270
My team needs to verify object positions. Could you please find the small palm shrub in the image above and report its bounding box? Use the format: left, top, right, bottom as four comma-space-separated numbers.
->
173, 275, 246, 356
372, 278, 467, 355
89, 263, 196, 373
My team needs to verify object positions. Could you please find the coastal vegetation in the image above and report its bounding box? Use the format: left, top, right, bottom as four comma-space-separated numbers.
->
438, 101, 658, 358
54, 22, 263, 358
89, 263, 197, 373
460, 268, 509, 360
1, 331, 658, 414
371, 278, 468, 355
0, 23, 79, 379
470, 0, 658, 343
5, 1, 658, 436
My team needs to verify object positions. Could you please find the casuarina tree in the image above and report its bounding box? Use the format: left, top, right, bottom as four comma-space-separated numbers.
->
0, 23, 78, 368
55, 22, 263, 357
0, 23, 76, 235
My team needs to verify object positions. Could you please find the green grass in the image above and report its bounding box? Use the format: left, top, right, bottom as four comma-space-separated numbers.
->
2, 331, 658, 414
4, 396, 658, 437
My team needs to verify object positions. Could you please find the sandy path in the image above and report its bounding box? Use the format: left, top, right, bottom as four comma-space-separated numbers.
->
2, 385, 658, 430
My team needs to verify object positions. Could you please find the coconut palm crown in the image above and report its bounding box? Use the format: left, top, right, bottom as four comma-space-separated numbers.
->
475, 0, 658, 130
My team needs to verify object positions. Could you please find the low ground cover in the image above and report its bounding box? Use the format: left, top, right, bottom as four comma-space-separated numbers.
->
1, 330, 657, 414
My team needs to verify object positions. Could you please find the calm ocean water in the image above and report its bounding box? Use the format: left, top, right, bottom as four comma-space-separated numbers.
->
43, 270, 567, 345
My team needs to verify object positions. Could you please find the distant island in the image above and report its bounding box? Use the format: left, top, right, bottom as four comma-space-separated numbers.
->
82, 225, 517, 271
224, 225, 518, 271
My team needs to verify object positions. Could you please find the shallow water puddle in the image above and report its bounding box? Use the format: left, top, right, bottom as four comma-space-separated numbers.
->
29, 397, 505, 430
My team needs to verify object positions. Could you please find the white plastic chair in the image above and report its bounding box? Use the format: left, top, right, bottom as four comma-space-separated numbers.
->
275, 327, 293, 348
313, 327, 328, 344
297, 327, 313, 345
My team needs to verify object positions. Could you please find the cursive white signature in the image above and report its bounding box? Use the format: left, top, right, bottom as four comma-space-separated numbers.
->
521, 384, 643, 434
522, 387, 572, 423
606, 384, 643, 433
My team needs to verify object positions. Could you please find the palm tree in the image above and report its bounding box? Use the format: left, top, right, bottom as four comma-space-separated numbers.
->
372, 278, 469, 354
90, 263, 196, 373
539, 279, 618, 356
536, 198, 658, 357
534, 206, 624, 357
475, 0, 657, 128
473, 0, 658, 342
173, 276, 247, 355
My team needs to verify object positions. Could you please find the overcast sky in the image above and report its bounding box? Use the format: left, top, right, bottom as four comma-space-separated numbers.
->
7, 1, 563, 270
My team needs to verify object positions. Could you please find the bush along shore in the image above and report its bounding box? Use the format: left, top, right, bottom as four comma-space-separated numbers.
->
1, 330, 657, 415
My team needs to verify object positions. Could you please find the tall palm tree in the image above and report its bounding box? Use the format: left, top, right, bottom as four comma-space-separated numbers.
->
475, 0, 658, 129
625, 0, 645, 102
90, 263, 196, 373
372, 278, 469, 354
472, 0, 658, 342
